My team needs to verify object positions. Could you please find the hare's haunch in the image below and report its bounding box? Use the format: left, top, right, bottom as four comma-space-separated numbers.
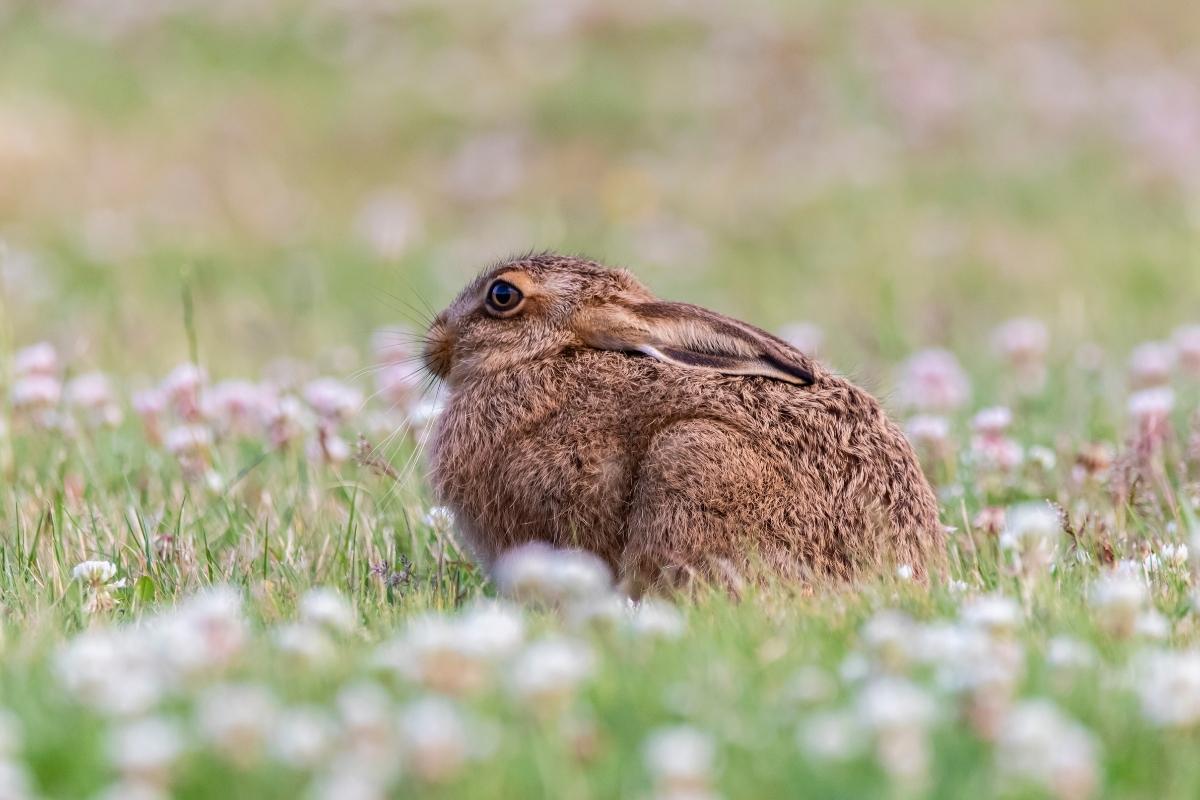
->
424, 253, 943, 592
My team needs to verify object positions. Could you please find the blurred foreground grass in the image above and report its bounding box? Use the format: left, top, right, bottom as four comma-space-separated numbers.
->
3, 1, 1200, 798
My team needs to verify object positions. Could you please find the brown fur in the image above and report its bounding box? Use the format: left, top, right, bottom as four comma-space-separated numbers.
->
424, 252, 944, 593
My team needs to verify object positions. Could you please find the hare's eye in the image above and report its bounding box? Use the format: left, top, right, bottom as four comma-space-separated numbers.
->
486, 280, 523, 313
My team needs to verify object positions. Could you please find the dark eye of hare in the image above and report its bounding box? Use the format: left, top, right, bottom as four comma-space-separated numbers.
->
486, 280, 523, 313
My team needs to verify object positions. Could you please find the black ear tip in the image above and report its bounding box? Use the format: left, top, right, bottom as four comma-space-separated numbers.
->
764, 353, 815, 386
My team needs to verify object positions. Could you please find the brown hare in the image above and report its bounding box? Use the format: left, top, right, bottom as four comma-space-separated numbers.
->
423, 252, 943, 593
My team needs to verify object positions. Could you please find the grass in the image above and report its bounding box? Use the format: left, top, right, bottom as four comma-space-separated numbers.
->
3, 0, 1200, 797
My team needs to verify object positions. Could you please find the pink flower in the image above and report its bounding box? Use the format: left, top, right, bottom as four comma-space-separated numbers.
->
10, 374, 61, 410
897, 349, 970, 412
303, 378, 362, 422
66, 372, 123, 427
165, 425, 213, 457
264, 396, 310, 450
375, 363, 422, 409
991, 318, 1049, 392
132, 389, 166, 444
1174, 325, 1200, 378
204, 380, 274, 437
972, 435, 1024, 473
1128, 387, 1175, 448
1129, 342, 1175, 389
13, 342, 58, 377
972, 407, 1013, 437
161, 363, 207, 421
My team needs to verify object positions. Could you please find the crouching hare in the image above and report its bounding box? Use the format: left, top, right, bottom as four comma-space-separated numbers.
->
423, 253, 943, 593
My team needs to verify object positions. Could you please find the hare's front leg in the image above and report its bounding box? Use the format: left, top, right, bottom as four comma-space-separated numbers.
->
618, 420, 807, 594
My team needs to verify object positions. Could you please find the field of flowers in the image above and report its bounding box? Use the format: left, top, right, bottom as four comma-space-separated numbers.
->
3, 0, 1200, 798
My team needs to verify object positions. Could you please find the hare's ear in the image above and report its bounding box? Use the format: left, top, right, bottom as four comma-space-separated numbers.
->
575, 301, 816, 386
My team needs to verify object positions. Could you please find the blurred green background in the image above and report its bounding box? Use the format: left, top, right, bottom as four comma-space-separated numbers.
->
1, 0, 1198, 380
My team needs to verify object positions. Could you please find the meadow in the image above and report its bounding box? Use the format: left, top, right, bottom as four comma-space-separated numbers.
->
3, 0, 1200, 797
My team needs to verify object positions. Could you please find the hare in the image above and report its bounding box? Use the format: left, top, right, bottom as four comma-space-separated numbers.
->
423, 252, 943, 593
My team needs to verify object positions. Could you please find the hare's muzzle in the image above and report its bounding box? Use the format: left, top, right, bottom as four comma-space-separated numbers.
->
422, 318, 455, 381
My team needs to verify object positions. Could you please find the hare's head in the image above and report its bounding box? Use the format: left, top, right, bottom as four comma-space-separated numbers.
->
423, 252, 818, 387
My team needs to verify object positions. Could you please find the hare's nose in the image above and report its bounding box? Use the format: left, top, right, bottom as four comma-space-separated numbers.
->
422, 320, 455, 380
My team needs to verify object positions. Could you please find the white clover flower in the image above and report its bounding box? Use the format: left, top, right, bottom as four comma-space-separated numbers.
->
153, 585, 248, 678
422, 507, 455, 532
456, 601, 526, 658
624, 599, 686, 640
97, 782, 171, 800
196, 683, 278, 764
508, 637, 595, 715
784, 666, 837, 706
643, 726, 717, 794
269, 707, 338, 769
108, 716, 185, 783
376, 602, 525, 696
1090, 571, 1148, 638
1134, 610, 1170, 641
565, 594, 628, 632
309, 766, 390, 800
273, 623, 336, 665
997, 505, 1058, 571
334, 682, 399, 778
72, 560, 118, 586
0, 760, 35, 800
996, 700, 1099, 800
56, 628, 165, 717
1046, 637, 1097, 674
798, 710, 866, 763
493, 543, 613, 606
1000, 502, 1061, 554
398, 696, 480, 784
895, 564, 914, 581
856, 677, 939, 733
299, 587, 357, 634
855, 677, 939, 785
1134, 649, 1200, 728
960, 594, 1022, 638
861, 610, 918, 670
916, 621, 1024, 703
1028, 445, 1057, 471
839, 653, 872, 685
